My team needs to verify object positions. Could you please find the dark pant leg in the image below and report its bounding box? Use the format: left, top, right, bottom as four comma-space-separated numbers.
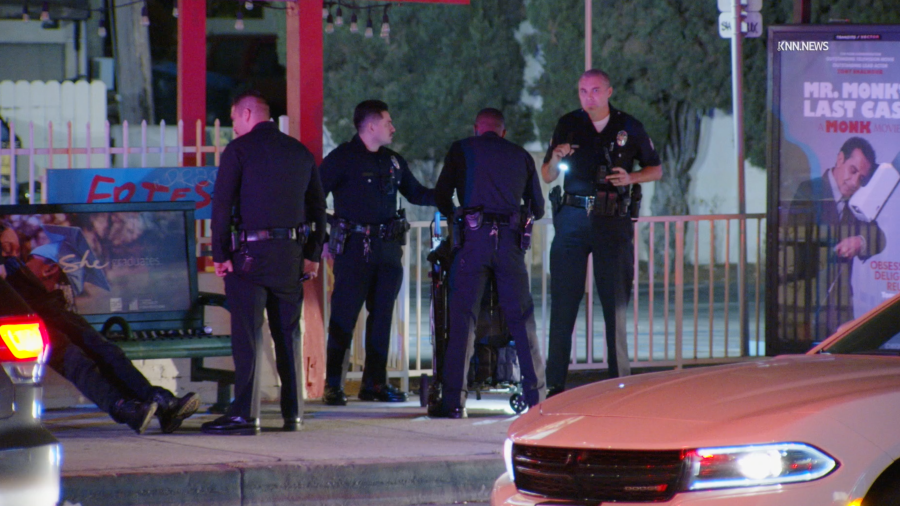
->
225, 272, 267, 419
48, 328, 128, 414
53, 311, 156, 401
361, 240, 404, 388
547, 206, 592, 390
442, 231, 491, 410
266, 289, 303, 420
592, 217, 634, 378
326, 238, 373, 387
494, 232, 546, 407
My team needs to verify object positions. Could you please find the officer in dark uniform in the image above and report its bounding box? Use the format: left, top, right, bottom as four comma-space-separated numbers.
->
204, 90, 327, 435
433, 108, 546, 418
543, 69, 662, 394
320, 100, 435, 405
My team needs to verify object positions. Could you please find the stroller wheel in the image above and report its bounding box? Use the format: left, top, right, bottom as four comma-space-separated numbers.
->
509, 393, 528, 414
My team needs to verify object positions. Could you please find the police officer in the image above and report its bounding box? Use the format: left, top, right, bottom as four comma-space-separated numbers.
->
320, 100, 435, 405
433, 108, 546, 418
205, 90, 327, 435
543, 69, 662, 394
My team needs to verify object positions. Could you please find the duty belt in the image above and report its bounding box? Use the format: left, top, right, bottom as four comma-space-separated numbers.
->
484, 212, 512, 224
562, 193, 595, 209
240, 227, 299, 242
350, 223, 389, 236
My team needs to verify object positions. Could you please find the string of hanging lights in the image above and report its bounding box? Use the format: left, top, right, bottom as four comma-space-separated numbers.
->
323, 1, 392, 40
19, 1, 395, 41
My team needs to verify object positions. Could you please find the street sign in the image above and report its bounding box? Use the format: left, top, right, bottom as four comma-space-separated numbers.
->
717, 0, 762, 12
719, 12, 763, 38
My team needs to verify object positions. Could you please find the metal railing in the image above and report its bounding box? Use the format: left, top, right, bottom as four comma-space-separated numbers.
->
333, 214, 767, 391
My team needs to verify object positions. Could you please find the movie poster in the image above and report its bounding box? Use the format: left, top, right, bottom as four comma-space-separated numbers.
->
769, 25, 900, 354
0, 209, 192, 315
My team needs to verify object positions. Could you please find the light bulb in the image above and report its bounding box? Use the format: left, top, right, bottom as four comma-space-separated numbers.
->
40, 2, 49, 22
349, 12, 358, 33
235, 11, 244, 30
141, 4, 150, 27
364, 17, 373, 38
325, 13, 335, 34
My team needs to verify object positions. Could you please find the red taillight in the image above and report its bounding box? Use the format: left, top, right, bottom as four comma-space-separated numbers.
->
0, 315, 50, 362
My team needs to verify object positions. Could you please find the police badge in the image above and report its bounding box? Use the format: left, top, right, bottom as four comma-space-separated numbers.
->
616, 130, 628, 147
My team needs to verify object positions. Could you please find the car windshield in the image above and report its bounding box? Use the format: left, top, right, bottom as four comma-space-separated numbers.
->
819, 295, 900, 356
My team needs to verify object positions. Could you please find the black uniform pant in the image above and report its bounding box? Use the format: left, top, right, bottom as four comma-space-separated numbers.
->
48, 315, 157, 414
326, 234, 403, 388
441, 225, 546, 411
546, 205, 634, 389
6, 267, 157, 413
225, 240, 305, 421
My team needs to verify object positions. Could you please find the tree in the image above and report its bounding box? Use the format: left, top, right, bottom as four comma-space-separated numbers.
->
322, 0, 531, 218
114, 1, 155, 123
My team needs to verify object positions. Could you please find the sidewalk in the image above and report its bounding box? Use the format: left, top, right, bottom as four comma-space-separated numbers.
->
49, 393, 515, 506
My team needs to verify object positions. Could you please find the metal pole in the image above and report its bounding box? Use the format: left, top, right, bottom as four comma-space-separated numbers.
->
585, 0, 592, 70
731, 0, 749, 355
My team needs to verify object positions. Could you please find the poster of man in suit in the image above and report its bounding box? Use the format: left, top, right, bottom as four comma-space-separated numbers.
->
770, 26, 900, 353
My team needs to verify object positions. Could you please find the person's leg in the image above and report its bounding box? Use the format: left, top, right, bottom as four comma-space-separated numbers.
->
440, 231, 491, 415
267, 287, 304, 426
326, 240, 372, 399
546, 206, 592, 392
359, 240, 405, 400
593, 217, 634, 378
224, 273, 267, 420
494, 233, 545, 407
47, 329, 156, 434
50, 310, 156, 401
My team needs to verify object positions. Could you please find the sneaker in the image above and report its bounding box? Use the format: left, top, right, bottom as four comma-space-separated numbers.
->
111, 399, 158, 434
358, 383, 409, 402
153, 391, 202, 434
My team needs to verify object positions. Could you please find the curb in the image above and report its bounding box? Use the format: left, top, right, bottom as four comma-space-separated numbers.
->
62, 456, 505, 506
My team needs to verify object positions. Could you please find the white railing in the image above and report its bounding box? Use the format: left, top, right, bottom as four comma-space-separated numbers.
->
334, 214, 767, 392
0, 119, 767, 392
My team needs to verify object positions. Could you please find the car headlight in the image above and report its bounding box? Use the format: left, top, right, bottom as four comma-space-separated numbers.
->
686, 443, 837, 490
503, 438, 515, 480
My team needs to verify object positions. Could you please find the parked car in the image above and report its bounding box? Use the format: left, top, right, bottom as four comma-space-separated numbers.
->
493, 293, 900, 506
0, 275, 60, 506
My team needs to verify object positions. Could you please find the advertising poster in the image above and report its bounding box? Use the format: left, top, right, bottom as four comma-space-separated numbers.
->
0, 208, 192, 316
769, 25, 900, 354
46, 167, 217, 219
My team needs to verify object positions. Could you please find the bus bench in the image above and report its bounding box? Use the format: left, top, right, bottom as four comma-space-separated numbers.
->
100, 293, 235, 413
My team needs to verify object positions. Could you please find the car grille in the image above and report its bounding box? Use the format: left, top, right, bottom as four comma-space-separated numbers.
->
513, 444, 688, 503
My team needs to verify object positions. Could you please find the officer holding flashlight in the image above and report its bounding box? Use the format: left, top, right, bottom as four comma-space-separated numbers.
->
543, 69, 662, 393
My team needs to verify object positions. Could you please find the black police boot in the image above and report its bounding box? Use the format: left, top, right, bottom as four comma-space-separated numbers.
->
359, 383, 409, 402
151, 389, 201, 434
110, 399, 158, 434
283, 417, 302, 432
429, 405, 468, 419
323, 385, 348, 406
200, 415, 259, 436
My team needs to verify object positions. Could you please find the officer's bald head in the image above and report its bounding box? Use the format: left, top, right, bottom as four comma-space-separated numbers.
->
231, 90, 271, 137
474, 108, 505, 137
580, 69, 611, 88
